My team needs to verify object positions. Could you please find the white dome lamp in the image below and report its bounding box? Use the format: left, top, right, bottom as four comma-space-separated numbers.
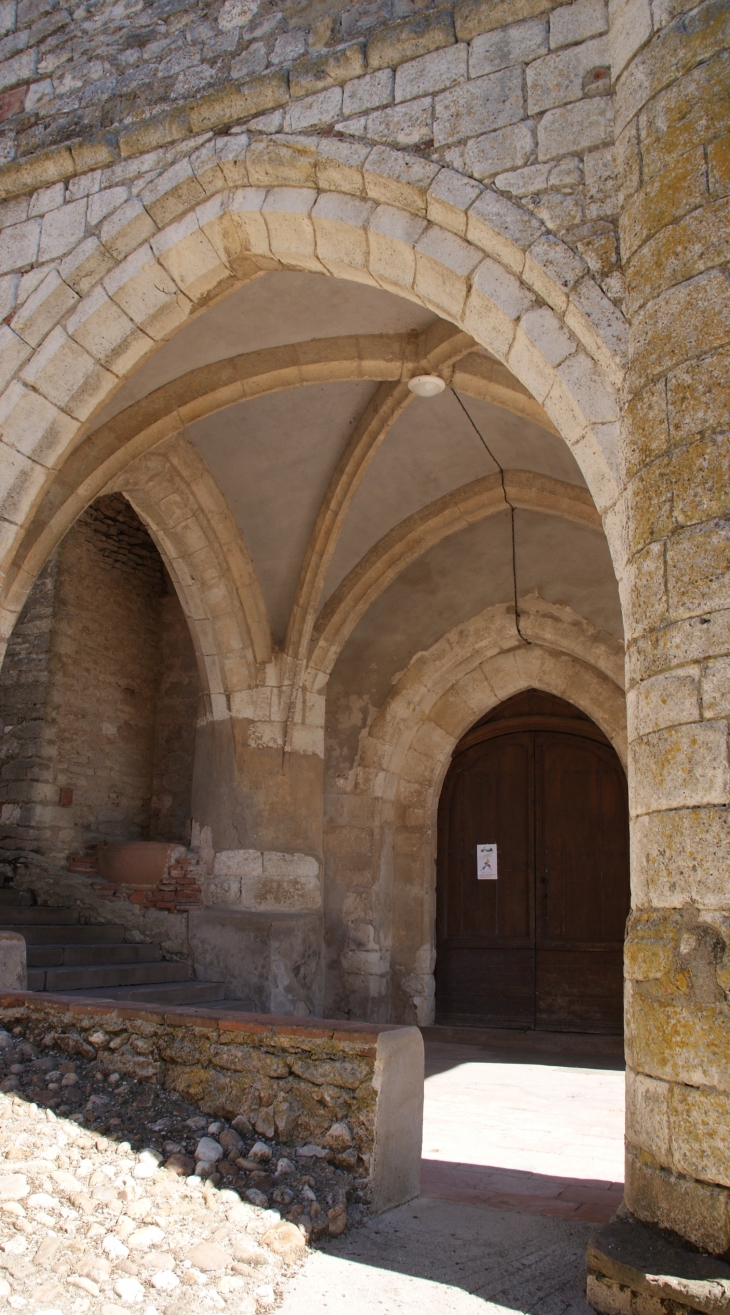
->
407, 374, 446, 398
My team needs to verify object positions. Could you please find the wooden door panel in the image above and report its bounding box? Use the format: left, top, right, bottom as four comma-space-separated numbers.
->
535, 734, 630, 946
436, 946, 536, 1029
436, 692, 630, 1035
535, 948, 624, 1033
438, 735, 533, 942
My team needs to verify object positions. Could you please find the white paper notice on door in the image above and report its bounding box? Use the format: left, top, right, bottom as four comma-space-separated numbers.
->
477, 844, 498, 879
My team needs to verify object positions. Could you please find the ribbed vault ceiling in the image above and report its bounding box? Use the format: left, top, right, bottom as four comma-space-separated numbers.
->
92, 269, 621, 678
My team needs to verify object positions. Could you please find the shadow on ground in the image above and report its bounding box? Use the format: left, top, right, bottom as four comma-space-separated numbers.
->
278, 1196, 597, 1315
424, 1042, 625, 1080
421, 1159, 622, 1223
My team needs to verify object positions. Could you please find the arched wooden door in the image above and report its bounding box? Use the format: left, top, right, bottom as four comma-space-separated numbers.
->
436, 691, 630, 1033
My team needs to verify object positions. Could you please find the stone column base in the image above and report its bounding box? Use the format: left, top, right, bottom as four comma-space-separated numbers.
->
587, 1215, 730, 1315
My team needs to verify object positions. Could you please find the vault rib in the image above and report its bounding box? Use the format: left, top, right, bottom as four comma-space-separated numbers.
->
104, 434, 272, 694
307, 471, 602, 680
280, 324, 477, 745
2, 328, 541, 634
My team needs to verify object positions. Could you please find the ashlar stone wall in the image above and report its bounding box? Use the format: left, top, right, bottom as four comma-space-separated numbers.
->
614, 0, 730, 1261
0, 0, 623, 321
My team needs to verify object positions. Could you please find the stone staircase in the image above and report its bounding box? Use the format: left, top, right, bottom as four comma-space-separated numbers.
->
0, 888, 225, 1005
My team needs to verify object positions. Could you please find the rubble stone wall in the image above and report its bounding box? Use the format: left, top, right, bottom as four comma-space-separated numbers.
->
0, 552, 55, 841
149, 588, 201, 844
48, 493, 168, 858
0, 493, 200, 861
0, 989, 424, 1215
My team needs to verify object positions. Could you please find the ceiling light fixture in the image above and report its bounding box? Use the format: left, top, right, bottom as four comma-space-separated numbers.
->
407, 374, 446, 398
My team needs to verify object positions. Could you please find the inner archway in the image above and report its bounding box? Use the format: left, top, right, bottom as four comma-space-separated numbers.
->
436, 689, 629, 1035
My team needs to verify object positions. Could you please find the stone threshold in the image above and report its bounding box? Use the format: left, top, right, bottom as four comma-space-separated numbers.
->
422, 1023, 624, 1061
587, 1215, 730, 1315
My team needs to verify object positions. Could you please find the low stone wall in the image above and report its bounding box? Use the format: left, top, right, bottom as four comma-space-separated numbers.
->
0, 991, 423, 1215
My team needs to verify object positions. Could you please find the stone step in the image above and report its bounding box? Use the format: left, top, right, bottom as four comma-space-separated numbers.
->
55, 980, 227, 1005
27, 942, 163, 968
33, 960, 195, 993
0, 907, 79, 925
0, 889, 34, 906
10, 924, 127, 945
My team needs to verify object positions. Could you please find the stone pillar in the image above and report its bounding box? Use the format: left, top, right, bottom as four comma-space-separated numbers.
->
615, 0, 730, 1255
189, 714, 326, 1017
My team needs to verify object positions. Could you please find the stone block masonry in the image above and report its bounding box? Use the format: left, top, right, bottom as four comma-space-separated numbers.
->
0, 0, 622, 304
0, 992, 424, 1216
588, 1216, 730, 1315
611, 0, 730, 1275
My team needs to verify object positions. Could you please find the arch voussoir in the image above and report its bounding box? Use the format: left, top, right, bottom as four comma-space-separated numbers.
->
0, 139, 626, 683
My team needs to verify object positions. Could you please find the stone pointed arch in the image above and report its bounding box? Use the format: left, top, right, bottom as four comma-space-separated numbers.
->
308, 472, 602, 680
0, 140, 628, 671
323, 594, 626, 1024
104, 436, 272, 717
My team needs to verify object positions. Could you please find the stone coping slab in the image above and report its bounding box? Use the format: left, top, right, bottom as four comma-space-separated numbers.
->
0, 989, 404, 1039
587, 1216, 730, 1315
0, 990, 424, 1216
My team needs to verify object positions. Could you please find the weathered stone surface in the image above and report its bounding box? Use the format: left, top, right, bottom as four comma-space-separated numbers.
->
537, 96, 613, 159
526, 35, 609, 114
209, 1045, 289, 1077
619, 147, 708, 263
0, 993, 423, 1215
626, 197, 730, 312
550, 0, 606, 48
629, 270, 730, 392
668, 344, 730, 443
367, 12, 456, 72
670, 1085, 730, 1189
455, 0, 554, 41
625, 1149, 730, 1258
289, 1057, 370, 1089
630, 807, 730, 910
434, 67, 524, 147
637, 49, 730, 183
626, 992, 730, 1095
470, 19, 548, 76
0, 931, 25, 990
588, 1214, 730, 1315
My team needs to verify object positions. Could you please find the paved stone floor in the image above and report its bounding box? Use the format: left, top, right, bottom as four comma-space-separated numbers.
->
278, 1034, 625, 1313
421, 1040, 624, 1222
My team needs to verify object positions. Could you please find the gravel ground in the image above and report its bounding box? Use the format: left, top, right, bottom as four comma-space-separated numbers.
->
0, 1024, 370, 1314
